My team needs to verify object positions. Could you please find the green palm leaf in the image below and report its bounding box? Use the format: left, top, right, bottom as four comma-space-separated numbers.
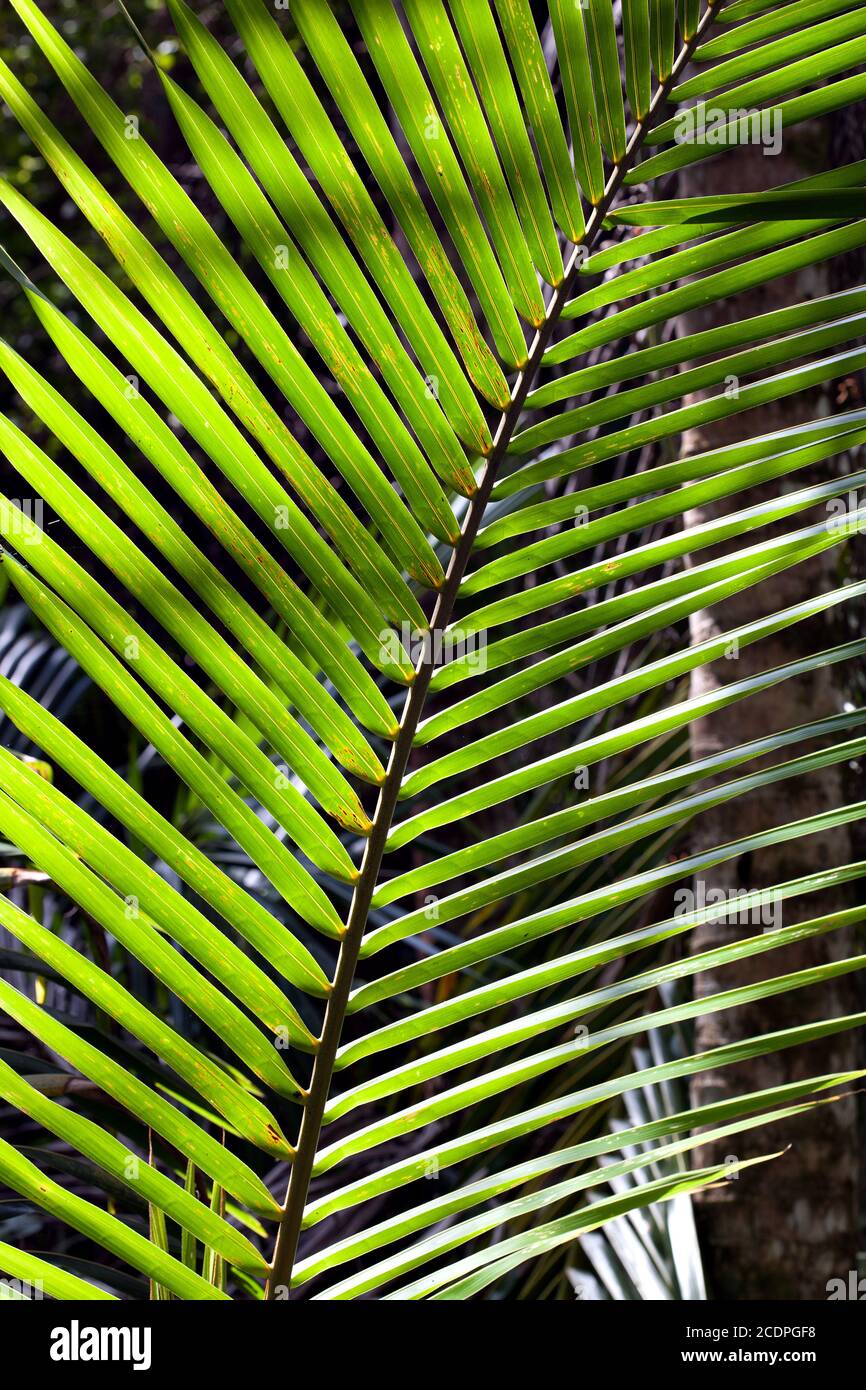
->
0, 0, 864, 1301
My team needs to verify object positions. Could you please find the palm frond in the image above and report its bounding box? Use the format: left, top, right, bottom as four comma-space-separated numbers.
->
0, 0, 864, 1301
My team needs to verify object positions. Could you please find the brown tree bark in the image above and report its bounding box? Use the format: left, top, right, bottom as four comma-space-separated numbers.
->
677, 115, 866, 1298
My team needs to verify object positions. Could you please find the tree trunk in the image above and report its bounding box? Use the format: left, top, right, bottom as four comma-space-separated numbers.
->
678, 115, 866, 1298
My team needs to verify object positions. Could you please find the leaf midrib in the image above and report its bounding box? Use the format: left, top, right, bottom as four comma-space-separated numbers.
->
266, 0, 730, 1297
